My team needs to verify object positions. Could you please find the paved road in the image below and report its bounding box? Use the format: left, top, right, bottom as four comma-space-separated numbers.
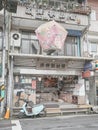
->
0, 114, 98, 130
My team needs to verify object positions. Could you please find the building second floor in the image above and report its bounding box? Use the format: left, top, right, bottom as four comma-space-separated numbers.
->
0, 0, 95, 59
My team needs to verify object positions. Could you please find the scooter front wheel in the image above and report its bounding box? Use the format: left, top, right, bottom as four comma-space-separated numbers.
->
18, 112, 25, 119
39, 109, 46, 117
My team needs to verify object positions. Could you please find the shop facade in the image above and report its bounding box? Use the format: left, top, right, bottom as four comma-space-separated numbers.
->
0, 0, 94, 115
10, 54, 93, 108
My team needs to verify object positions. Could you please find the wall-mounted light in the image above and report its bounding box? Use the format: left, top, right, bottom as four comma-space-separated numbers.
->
52, 59, 55, 62
38, 77, 41, 81
59, 76, 63, 81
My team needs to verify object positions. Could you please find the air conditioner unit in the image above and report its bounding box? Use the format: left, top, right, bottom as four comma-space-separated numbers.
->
10, 31, 21, 47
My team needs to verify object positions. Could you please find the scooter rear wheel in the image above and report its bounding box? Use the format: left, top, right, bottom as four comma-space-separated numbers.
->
15, 102, 20, 107
18, 112, 25, 119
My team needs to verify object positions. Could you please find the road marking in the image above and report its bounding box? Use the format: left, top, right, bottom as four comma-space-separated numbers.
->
11, 120, 22, 130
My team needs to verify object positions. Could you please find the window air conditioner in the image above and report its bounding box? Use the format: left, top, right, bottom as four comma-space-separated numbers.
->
10, 31, 21, 47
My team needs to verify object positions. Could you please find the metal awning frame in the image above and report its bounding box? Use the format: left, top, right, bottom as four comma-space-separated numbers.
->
9, 53, 94, 76
9, 53, 94, 63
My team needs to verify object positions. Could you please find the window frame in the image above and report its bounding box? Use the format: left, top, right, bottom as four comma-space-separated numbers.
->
65, 36, 80, 56
21, 30, 40, 54
89, 41, 98, 55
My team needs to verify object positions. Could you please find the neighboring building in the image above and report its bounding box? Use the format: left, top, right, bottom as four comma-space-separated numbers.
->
0, 0, 94, 115
87, 0, 98, 106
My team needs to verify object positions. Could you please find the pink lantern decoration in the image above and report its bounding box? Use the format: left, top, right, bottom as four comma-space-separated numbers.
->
35, 20, 68, 52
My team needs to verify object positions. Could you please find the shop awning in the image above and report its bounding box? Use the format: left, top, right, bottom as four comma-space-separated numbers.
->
15, 68, 81, 76
9, 53, 94, 68
9, 53, 94, 61
67, 29, 82, 36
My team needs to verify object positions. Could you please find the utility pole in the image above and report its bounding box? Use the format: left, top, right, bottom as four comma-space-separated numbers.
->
0, 0, 7, 117
0, 0, 18, 117
2, 0, 6, 91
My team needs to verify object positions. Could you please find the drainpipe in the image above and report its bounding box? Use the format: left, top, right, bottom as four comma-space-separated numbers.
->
8, 55, 14, 117
7, 13, 13, 117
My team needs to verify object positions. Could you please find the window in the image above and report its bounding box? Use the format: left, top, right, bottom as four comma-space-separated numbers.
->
46, 63, 50, 68
40, 63, 44, 68
90, 42, 98, 54
65, 36, 79, 56
56, 64, 60, 69
61, 64, 65, 69
91, 43, 97, 53
51, 63, 55, 68
90, 10, 96, 21
21, 31, 40, 54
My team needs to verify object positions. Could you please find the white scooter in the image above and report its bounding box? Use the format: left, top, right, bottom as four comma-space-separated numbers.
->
18, 100, 46, 118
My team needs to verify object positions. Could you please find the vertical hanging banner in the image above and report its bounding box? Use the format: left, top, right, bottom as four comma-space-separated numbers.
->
32, 77, 36, 89
95, 60, 98, 71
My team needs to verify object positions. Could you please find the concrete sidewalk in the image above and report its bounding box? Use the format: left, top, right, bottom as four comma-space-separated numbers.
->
0, 119, 12, 130
11, 102, 93, 117
43, 102, 92, 116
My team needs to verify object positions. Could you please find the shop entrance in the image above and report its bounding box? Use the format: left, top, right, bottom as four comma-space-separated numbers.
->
36, 76, 78, 104
13, 74, 82, 108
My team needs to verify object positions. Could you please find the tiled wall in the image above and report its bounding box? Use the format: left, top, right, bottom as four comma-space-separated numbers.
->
88, 0, 98, 20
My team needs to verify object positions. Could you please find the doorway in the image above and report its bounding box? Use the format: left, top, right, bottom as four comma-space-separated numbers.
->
36, 76, 78, 104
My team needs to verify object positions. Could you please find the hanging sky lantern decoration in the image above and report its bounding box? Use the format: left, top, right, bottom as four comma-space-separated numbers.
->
35, 20, 68, 53
95, 60, 98, 71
